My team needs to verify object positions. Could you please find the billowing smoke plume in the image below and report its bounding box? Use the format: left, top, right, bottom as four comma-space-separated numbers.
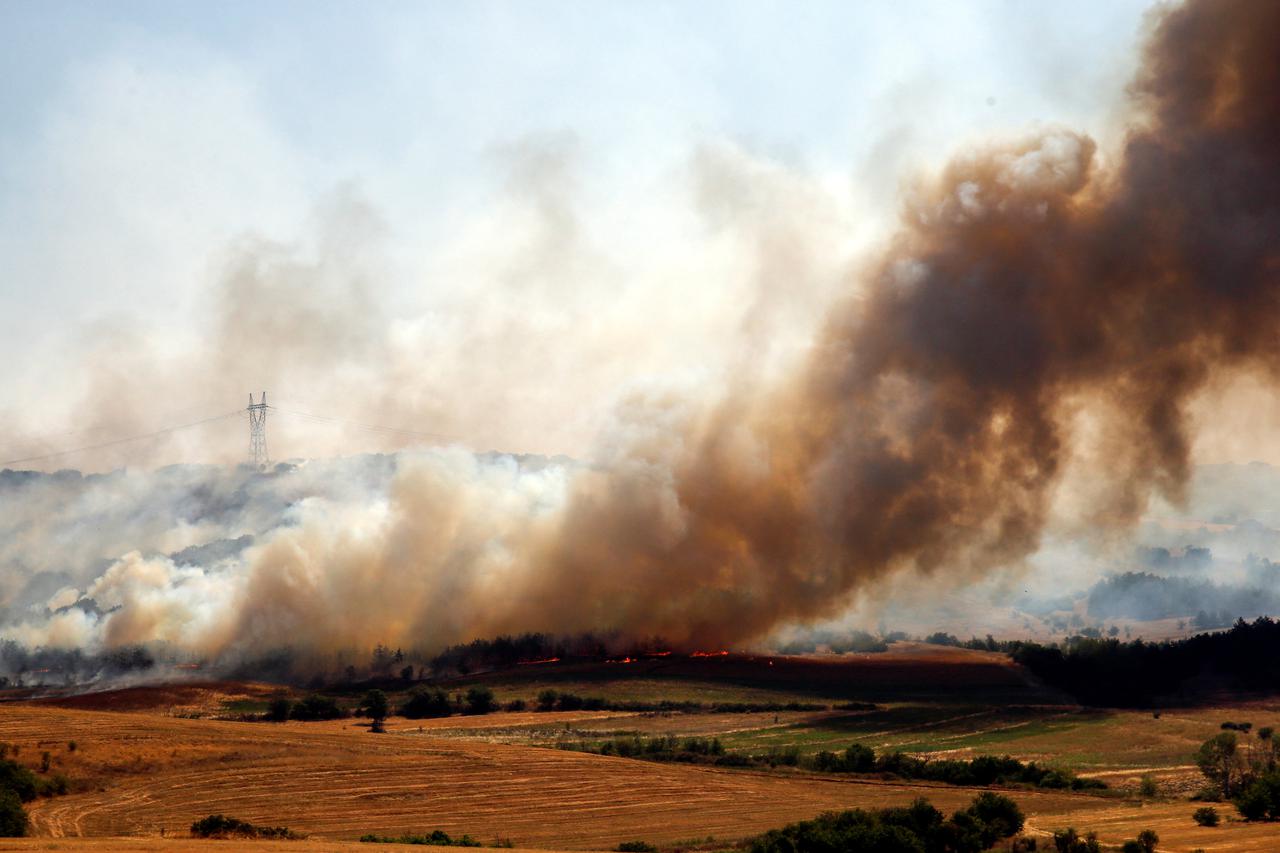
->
3, 0, 1279, 668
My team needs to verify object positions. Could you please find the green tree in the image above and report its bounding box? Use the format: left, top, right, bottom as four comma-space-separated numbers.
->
0, 790, 27, 837
1233, 767, 1280, 820
1196, 732, 1242, 798
1053, 828, 1102, 853
362, 689, 389, 721
465, 686, 495, 715
266, 697, 293, 722
291, 694, 343, 721
400, 689, 452, 719
960, 791, 1024, 848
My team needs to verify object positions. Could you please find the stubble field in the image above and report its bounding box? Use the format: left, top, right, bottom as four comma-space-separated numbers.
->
2, 647, 1278, 851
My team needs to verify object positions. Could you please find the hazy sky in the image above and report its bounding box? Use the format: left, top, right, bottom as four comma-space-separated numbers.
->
0, 1, 1163, 468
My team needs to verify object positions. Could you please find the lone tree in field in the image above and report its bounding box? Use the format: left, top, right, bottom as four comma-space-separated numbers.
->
362, 689, 389, 732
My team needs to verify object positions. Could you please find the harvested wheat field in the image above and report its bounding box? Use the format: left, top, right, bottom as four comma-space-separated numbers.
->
0, 840, 565, 853
1, 700, 1101, 849
1022, 799, 1280, 853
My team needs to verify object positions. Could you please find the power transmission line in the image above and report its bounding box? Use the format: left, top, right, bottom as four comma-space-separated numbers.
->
268, 406, 460, 444
0, 410, 243, 468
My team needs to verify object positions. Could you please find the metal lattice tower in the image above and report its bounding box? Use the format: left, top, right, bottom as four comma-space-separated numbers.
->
248, 392, 269, 468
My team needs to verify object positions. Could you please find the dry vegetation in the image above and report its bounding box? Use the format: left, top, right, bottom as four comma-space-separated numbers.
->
1, 700, 1060, 847
1, 648, 1278, 851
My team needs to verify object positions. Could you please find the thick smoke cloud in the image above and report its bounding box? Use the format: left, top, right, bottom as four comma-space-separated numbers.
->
3, 0, 1278, 668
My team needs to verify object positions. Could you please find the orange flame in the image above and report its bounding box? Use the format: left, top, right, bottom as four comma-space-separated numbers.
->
517, 657, 561, 666
690, 650, 729, 658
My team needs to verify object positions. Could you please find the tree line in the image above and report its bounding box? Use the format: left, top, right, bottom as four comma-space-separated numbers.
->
557, 736, 1106, 792
1009, 616, 1280, 706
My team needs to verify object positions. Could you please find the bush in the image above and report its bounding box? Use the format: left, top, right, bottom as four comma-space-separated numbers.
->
464, 686, 495, 715
401, 689, 453, 719
359, 829, 482, 846
504, 699, 527, 712
266, 697, 293, 722
536, 689, 558, 711
1233, 768, 1280, 820
1130, 829, 1158, 853
36, 774, 68, 797
1139, 775, 1159, 797
616, 842, 657, 852
1192, 806, 1219, 827
291, 694, 344, 721
0, 790, 27, 838
0, 760, 38, 802
190, 814, 298, 839
1051, 828, 1101, 853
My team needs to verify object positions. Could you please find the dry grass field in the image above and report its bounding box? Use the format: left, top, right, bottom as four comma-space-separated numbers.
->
1, 648, 1278, 852
0, 700, 1068, 848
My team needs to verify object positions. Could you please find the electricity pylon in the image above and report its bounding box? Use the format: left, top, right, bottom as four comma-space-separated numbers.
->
248, 392, 269, 468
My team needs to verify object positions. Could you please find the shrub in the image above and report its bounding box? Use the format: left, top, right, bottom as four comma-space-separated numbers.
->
190, 814, 298, 839
401, 689, 453, 719
536, 689, 558, 711
0, 760, 38, 802
266, 697, 293, 722
1192, 807, 1219, 827
36, 774, 68, 797
0, 790, 27, 838
616, 842, 657, 852
1139, 775, 1159, 797
359, 829, 482, 846
504, 699, 527, 712
1051, 828, 1101, 853
291, 694, 344, 721
464, 686, 495, 715
1232, 767, 1280, 820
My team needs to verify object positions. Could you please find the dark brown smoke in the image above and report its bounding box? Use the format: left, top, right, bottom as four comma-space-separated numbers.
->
489, 0, 1280, 648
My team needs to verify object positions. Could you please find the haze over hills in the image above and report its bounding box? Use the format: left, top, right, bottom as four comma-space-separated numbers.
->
4, 453, 1280, 686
